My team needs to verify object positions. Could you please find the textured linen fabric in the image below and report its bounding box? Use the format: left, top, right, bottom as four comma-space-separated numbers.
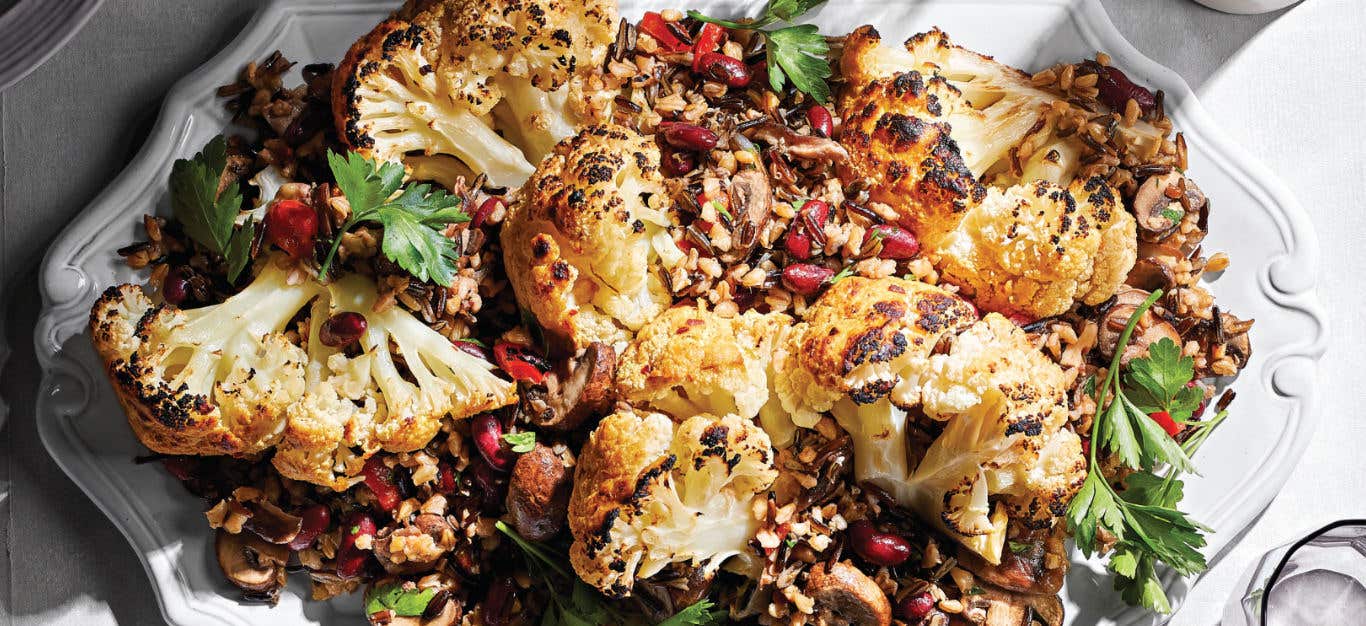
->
0, 1, 1362, 625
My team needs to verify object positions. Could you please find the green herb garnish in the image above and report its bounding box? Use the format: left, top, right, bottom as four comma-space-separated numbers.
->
689, 0, 832, 102
1161, 207, 1184, 222
364, 582, 436, 617
168, 136, 255, 282
1066, 288, 1227, 612
655, 599, 727, 626
1007, 540, 1031, 555
503, 431, 537, 453
319, 151, 468, 284
829, 264, 857, 284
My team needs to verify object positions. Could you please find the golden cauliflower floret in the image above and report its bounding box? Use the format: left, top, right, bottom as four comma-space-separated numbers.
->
568, 409, 777, 598
838, 68, 986, 235
89, 258, 516, 489
930, 178, 1137, 317
333, 0, 616, 189
902, 314, 1085, 563
89, 262, 316, 456
774, 276, 977, 430
502, 124, 684, 353
616, 305, 792, 441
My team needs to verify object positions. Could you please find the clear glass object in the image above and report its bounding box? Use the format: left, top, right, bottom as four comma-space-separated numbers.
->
1223, 520, 1366, 626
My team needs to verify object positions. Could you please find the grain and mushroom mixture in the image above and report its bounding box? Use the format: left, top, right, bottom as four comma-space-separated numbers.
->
89, 0, 1253, 624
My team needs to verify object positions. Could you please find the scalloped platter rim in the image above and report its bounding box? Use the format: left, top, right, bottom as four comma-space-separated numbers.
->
32, 0, 1327, 624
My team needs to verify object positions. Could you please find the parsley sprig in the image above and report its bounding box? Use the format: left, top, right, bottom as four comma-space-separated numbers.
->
168, 136, 255, 282
319, 152, 468, 284
1066, 288, 1229, 612
689, 0, 833, 103
495, 522, 724, 626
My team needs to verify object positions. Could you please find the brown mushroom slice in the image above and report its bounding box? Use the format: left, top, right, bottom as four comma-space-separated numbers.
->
955, 526, 1066, 595
365, 582, 463, 626
243, 500, 303, 545
804, 561, 892, 626
718, 169, 774, 264
632, 565, 716, 623
1132, 173, 1184, 242
1220, 312, 1255, 369
962, 585, 1063, 626
505, 443, 573, 542
1124, 257, 1177, 292
1096, 289, 1180, 364
746, 121, 850, 163
520, 342, 616, 432
215, 529, 288, 603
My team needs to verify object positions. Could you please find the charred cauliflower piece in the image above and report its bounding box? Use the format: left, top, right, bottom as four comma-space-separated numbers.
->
567, 409, 777, 598
932, 178, 1137, 317
502, 125, 685, 353
89, 258, 516, 488
616, 306, 795, 445
838, 26, 1138, 317
333, 0, 616, 189
775, 277, 1084, 564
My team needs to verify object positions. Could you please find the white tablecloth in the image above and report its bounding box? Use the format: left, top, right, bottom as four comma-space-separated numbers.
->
2, 0, 1363, 624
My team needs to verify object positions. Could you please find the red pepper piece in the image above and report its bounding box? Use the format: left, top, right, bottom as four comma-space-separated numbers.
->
692, 23, 727, 70
264, 199, 318, 260
361, 456, 402, 511
639, 12, 688, 52
493, 341, 549, 384
1148, 410, 1182, 437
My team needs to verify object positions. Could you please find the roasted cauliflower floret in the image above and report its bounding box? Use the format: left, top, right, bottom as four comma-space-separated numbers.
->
90, 261, 317, 456
502, 125, 685, 353
89, 257, 516, 488
842, 26, 1164, 187
932, 178, 1137, 317
334, 0, 616, 189
775, 278, 1085, 564
274, 271, 518, 489
567, 409, 777, 598
616, 305, 794, 444
838, 27, 1138, 317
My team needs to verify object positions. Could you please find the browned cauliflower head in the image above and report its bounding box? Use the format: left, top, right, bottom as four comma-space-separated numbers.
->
333, 0, 617, 189
501, 124, 685, 353
616, 305, 793, 443
775, 278, 1084, 564
89, 257, 516, 489
567, 409, 777, 598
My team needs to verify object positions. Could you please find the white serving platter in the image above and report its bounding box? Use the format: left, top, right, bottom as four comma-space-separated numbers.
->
33, 0, 1327, 624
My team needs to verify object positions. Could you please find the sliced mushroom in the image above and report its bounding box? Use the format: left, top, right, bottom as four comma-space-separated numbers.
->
505, 443, 573, 542
804, 561, 892, 626
718, 169, 774, 263
632, 566, 716, 623
215, 529, 288, 603
1220, 312, 1255, 369
1124, 257, 1177, 292
746, 121, 850, 163
519, 342, 616, 432
964, 584, 1064, 626
956, 526, 1066, 595
1096, 289, 1180, 364
243, 500, 303, 545
1132, 173, 1184, 242
365, 583, 463, 626
373, 514, 457, 575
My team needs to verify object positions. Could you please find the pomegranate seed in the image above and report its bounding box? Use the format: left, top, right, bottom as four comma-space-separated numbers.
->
453, 338, 491, 361
659, 122, 719, 151
361, 455, 403, 511
265, 198, 318, 260
897, 592, 936, 620
436, 462, 458, 494
848, 519, 913, 566
493, 341, 549, 384
784, 227, 814, 260
696, 52, 752, 87
162, 268, 190, 305
288, 504, 331, 550
1097, 66, 1156, 115
472, 197, 504, 230
1148, 410, 1182, 437
319, 312, 368, 347
869, 224, 920, 260
661, 149, 697, 176
807, 105, 834, 138
471, 413, 517, 472
782, 263, 835, 296
336, 512, 376, 579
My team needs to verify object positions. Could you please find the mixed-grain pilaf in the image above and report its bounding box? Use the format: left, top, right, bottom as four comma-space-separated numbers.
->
95, 1, 1253, 624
